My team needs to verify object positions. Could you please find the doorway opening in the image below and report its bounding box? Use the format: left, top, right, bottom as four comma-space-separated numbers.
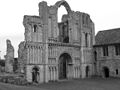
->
32, 66, 39, 83
103, 67, 109, 78
86, 66, 89, 77
59, 53, 72, 79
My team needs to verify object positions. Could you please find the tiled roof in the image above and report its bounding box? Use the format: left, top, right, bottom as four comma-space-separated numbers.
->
95, 28, 120, 45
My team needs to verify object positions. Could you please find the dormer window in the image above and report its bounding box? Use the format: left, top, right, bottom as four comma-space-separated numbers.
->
33, 24, 37, 32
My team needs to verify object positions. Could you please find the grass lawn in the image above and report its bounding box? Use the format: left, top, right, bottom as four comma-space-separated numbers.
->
36, 78, 120, 90
0, 77, 120, 90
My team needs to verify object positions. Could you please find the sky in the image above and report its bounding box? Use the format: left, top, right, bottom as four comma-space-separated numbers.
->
0, 0, 120, 59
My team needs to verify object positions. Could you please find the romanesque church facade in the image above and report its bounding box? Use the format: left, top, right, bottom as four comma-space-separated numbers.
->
18, 0, 95, 83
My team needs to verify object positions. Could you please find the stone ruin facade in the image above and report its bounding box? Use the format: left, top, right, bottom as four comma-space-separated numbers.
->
4, 39, 14, 73
18, 41, 26, 73
18, 0, 95, 83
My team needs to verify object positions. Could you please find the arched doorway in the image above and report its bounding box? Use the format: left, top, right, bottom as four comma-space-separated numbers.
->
32, 66, 39, 83
103, 67, 109, 78
86, 66, 89, 77
59, 53, 72, 79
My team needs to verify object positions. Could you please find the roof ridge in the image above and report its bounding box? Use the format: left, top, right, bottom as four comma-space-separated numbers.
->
95, 28, 120, 45
99, 28, 120, 32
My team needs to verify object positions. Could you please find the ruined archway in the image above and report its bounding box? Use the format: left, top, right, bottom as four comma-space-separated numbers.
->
32, 66, 40, 83
58, 53, 72, 79
55, 0, 71, 14
55, 0, 72, 43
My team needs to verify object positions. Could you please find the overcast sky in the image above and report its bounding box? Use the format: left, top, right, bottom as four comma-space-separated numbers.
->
0, 0, 120, 59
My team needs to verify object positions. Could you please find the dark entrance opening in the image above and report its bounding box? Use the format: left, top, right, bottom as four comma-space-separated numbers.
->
86, 66, 89, 77
103, 67, 109, 78
94, 51, 97, 75
59, 53, 72, 79
32, 66, 39, 83
116, 69, 118, 75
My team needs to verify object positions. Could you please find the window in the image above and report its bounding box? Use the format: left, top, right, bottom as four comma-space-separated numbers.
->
115, 45, 120, 55
116, 69, 118, 75
82, 15, 85, 24
85, 33, 88, 47
86, 16, 89, 25
94, 51, 97, 61
103, 46, 108, 56
62, 21, 69, 43
33, 24, 37, 32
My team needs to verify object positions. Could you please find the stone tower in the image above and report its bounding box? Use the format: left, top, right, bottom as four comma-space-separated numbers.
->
20, 0, 95, 83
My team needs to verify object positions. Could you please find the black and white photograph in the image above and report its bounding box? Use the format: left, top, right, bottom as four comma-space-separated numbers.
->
0, 0, 120, 90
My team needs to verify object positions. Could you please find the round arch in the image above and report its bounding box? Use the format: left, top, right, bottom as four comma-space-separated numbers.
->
58, 52, 73, 79
57, 51, 73, 63
54, 1, 72, 43
59, 53, 72, 63
31, 65, 40, 83
55, 0, 72, 14
31, 65, 40, 72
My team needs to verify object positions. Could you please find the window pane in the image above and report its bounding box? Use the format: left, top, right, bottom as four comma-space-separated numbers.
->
103, 46, 108, 56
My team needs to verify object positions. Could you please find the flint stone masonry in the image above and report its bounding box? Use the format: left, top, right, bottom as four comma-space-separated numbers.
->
5, 39, 14, 73
18, 0, 95, 83
94, 28, 120, 78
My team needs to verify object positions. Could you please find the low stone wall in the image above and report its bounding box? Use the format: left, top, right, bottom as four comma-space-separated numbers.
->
0, 75, 29, 85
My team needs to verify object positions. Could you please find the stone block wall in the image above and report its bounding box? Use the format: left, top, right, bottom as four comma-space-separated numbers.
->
95, 45, 120, 77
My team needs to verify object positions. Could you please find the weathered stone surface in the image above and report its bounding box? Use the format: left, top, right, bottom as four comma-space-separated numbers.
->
21, 0, 95, 83
94, 45, 120, 78
18, 41, 26, 73
94, 29, 120, 78
5, 39, 14, 73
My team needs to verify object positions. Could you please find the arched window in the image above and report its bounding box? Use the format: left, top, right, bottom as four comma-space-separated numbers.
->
86, 16, 89, 25
85, 33, 88, 47
82, 14, 85, 24
33, 24, 37, 32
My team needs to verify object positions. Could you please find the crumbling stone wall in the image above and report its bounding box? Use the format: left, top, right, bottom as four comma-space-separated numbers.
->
5, 39, 14, 73
18, 41, 27, 73
21, 0, 95, 83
